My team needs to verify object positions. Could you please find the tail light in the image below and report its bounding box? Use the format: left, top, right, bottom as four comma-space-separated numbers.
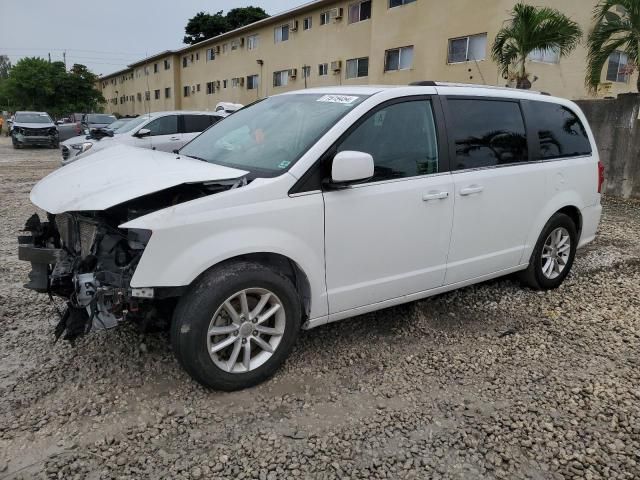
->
75, 122, 81, 134
597, 161, 605, 194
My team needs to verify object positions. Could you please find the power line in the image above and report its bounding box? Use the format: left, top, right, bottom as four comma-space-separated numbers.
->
1, 47, 146, 57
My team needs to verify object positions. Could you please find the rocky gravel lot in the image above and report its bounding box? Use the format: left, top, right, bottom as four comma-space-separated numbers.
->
0, 135, 639, 479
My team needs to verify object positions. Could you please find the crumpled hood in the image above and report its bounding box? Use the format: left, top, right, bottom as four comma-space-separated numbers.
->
14, 122, 56, 129
31, 144, 248, 214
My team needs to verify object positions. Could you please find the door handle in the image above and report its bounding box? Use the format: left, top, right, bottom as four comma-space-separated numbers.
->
169, 136, 180, 141
422, 191, 449, 201
459, 185, 484, 196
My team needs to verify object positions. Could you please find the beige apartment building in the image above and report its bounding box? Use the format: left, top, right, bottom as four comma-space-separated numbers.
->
99, 0, 638, 116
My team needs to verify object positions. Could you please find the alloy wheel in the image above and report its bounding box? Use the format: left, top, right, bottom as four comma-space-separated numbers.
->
541, 227, 571, 280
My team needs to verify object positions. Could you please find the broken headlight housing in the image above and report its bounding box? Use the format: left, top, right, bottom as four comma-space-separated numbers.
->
70, 141, 93, 155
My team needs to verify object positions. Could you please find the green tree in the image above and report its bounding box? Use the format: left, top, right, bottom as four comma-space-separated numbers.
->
183, 7, 269, 45
0, 55, 11, 79
492, 3, 582, 89
2, 57, 104, 116
586, 1, 640, 93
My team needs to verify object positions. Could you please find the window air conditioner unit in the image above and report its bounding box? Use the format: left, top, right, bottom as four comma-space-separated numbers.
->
331, 60, 342, 72
289, 20, 299, 31
329, 8, 343, 21
289, 68, 298, 78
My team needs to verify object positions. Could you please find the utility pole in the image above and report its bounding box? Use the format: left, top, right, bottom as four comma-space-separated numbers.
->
63, 51, 67, 69
48, 53, 51, 63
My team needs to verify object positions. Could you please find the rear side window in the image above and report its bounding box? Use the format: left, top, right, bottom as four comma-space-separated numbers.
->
527, 101, 592, 160
448, 99, 528, 170
183, 114, 212, 133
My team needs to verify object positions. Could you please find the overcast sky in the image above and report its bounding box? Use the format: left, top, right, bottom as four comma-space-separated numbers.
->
0, 0, 303, 76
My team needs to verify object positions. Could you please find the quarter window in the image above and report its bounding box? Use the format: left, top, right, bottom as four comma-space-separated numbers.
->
385, 46, 414, 71
447, 33, 487, 63
448, 99, 528, 169
337, 100, 439, 181
183, 115, 213, 134
606, 51, 630, 82
346, 57, 369, 78
145, 115, 178, 136
275, 24, 290, 43
526, 101, 592, 160
348, 0, 372, 23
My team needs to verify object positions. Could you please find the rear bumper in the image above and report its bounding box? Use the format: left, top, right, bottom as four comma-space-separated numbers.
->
578, 201, 603, 248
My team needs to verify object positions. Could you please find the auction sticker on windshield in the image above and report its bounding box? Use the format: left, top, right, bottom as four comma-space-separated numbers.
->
317, 95, 359, 104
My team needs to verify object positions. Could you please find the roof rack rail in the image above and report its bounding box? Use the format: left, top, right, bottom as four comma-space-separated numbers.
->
408, 81, 546, 95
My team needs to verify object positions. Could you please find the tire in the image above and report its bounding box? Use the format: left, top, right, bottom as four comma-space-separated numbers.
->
519, 213, 578, 290
171, 261, 302, 391
51, 142, 60, 149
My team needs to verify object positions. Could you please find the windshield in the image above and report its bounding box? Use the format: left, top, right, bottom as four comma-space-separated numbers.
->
106, 118, 132, 130
180, 93, 369, 174
114, 115, 149, 133
15, 113, 52, 124
87, 114, 116, 124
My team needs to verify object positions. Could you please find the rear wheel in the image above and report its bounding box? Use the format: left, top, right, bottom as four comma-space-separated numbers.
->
520, 213, 578, 290
171, 261, 302, 390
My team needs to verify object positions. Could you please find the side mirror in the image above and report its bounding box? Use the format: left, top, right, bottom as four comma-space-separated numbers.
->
330, 150, 374, 185
136, 128, 151, 138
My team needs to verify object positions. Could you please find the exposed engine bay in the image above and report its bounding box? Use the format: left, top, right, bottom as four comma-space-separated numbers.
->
18, 179, 246, 341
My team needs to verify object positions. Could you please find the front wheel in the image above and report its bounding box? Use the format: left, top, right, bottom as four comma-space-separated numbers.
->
171, 261, 302, 390
520, 213, 578, 290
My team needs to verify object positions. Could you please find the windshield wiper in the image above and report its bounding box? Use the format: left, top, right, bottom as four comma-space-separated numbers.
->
183, 154, 207, 161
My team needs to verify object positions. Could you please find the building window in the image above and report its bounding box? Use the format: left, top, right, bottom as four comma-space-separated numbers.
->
137, 92, 142, 101
231, 78, 240, 88
346, 57, 369, 78
153, 63, 158, 73
223, 79, 228, 88
303, 16, 312, 30
222, 43, 229, 54
196, 84, 201, 92
195, 52, 199, 61
183, 86, 190, 97
145, 91, 150, 101
529, 47, 560, 64
302, 65, 311, 78
385, 46, 414, 71
154, 89, 160, 100
182, 56, 188, 68
247, 74, 259, 90
606, 51, 630, 83
448, 33, 487, 63
275, 24, 290, 43
320, 11, 330, 25
231, 39, 241, 50
144, 66, 149, 76
348, 0, 372, 23
389, 0, 416, 7
206, 82, 214, 94
273, 70, 289, 87
318, 63, 329, 76
164, 59, 170, 70
247, 34, 259, 50
165, 87, 171, 98
206, 48, 215, 61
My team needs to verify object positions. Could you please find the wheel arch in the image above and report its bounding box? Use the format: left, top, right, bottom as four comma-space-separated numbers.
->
555, 205, 583, 239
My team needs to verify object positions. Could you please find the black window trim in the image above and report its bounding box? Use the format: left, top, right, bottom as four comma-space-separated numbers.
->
440, 95, 534, 172
289, 95, 450, 195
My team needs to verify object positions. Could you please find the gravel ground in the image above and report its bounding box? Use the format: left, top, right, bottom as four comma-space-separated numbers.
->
0, 135, 639, 480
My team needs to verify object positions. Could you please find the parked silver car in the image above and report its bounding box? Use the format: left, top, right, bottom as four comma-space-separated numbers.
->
11, 111, 59, 149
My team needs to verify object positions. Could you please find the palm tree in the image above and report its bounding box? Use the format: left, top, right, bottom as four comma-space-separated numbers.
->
586, 1, 640, 93
492, 4, 583, 89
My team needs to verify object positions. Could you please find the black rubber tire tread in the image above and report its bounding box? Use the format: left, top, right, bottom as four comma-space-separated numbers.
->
519, 213, 578, 290
171, 260, 301, 391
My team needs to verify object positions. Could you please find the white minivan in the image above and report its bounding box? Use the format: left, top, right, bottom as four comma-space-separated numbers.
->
20, 83, 603, 390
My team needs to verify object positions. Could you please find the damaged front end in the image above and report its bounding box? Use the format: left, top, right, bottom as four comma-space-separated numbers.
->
18, 210, 153, 341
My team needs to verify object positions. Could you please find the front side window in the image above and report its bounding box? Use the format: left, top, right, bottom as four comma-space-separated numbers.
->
179, 93, 369, 174
145, 115, 178, 136
337, 100, 439, 181
389, 0, 416, 7
183, 115, 212, 134
385, 46, 414, 71
346, 57, 369, 78
606, 51, 630, 82
527, 101, 592, 160
273, 70, 289, 87
448, 33, 487, 63
448, 99, 528, 169
348, 0, 372, 23
275, 25, 289, 43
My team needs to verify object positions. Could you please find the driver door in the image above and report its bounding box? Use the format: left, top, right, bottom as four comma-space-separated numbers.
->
323, 98, 454, 315
144, 114, 181, 152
